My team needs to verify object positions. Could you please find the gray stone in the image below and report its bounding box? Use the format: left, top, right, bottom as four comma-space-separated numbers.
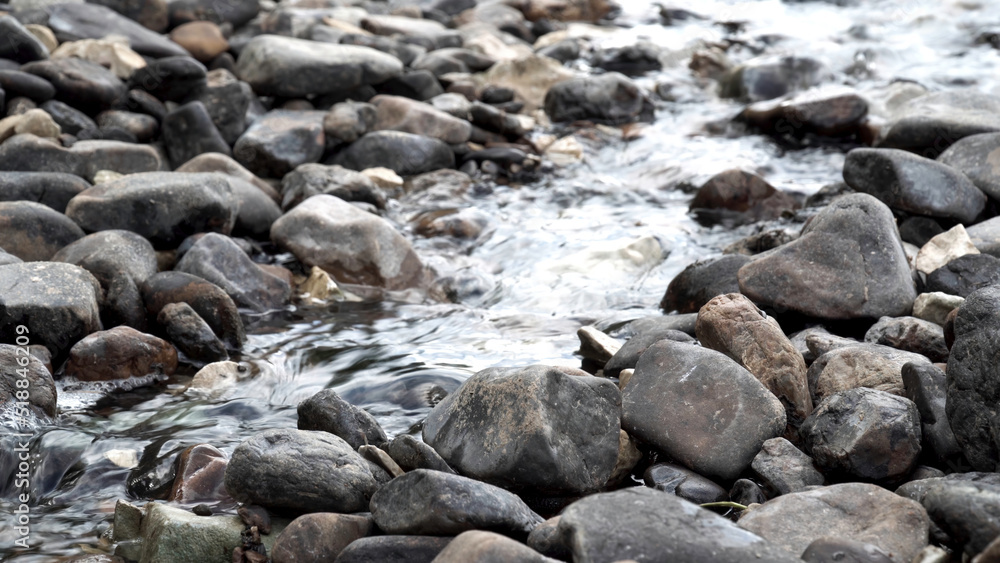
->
361, 15, 461, 50
922, 481, 1000, 557
751, 437, 824, 495
66, 172, 237, 249
335, 536, 451, 563
527, 517, 569, 561
801, 387, 922, 481
879, 91, 1000, 156
688, 169, 801, 226
0, 343, 57, 419
235, 35, 403, 98
156, 303, 228, 365
186, 69, 251, 145
720, 55, 830, 102
279, 163, 381, 212
0, 262, 101, 359
946, 286, 1000, 470
424, 365, 620, 494
865, 316, 948, 363
621, 339, 786, 480
333, 131, 455, 176
0, 201, 83, 262
161, 101, 231, 168
642, 463, 728, 504
297, 389, 387, 450
0, 16, 49, 63
544, 72, 647, 124
966, 216, 1000, 257
141, 271, 245, 350
937, 132, 1000, 200
661, 254, 752, 314
371, 95, 471, 144
901, 362, 963, 462
925, 254, 1000, 298
22, 57, 125, 114
233, 110, 326, 178
175, 233, 290, 312
224, 428, 385, 513
557, 487, 800, 563
737, 483, 929, 562
807, 343, 930, 403
800, 538, 894, 563
96, 111, 159, 143
323, 101, 376, 144
843, 148, 986, 224
0, 134, 162, 180
384, 434, 455, 474
738, 193, 916, 320
271, 513, 372, 563
370, 469, 543, 536
0, 172, 89, 213
603, 327, 693, 378
226, 176, 282, 240
431, 531, 557, 563
270, 194, 425, 289
139, 502, 244, 563
46, 3, 188, 58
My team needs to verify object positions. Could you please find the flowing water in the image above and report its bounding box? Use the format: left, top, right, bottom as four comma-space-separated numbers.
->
3, 0, 1000, 558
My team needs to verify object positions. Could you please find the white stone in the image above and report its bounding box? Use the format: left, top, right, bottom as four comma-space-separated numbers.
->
915, 224, 979, 274
361, 167, 403, 189
52, 37, 147, 79
912, 292, 965, 326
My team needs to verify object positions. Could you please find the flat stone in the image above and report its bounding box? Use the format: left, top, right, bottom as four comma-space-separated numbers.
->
915, 225, 980, 275
738, 193, 916, 320
0, 172, 88, 213
807, 343, 930, 402
51, 38, 146, 80
737, 483, 929, 562
175, 233, 290, 312
720, 55, 830, 102
800, 537, 895, 563
369, 469, 543, 536
333, 130, 455, 176
22, 57, 125, 113
0, 134, 162, 181
279, 163, 380, 212
603, 326, 693, 378
0, 200, 83, 262
46, 3, 189, 58
423, 364, 621, 494
621, 339, 786, 480
643, 462, 728, 504
384, 434, 455, 474
169, 22, 229, 63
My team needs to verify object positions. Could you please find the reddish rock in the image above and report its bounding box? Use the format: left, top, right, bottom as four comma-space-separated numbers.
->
169, 22, 229, 63
64, 326, 177, 381
168, 444, 232, 504
271, 513, 373, 563
689, 169, 800, 225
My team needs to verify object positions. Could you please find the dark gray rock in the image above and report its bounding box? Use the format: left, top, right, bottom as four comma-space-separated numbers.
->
730, 479, 767, 507
800, 387, 922, 481
865, 316, 948, 363
22, 58, 125, 114
233, 110, 325, 178
967, 216, 1000, 257
369, 469, 544, 536
156, 302, 228, 365
740, 87, 868, 138
643, 463, 728, 504
879, 91, 1000, 157
235, 35, 403, 98
338, 34, 426, 67
898, 216, 944, 248
0, 201, 83, 262
0, 262, 102, 360
557, 487, 800, 563
297, 389, 388, 450
333, 131, 455, 176
901, 362, 963, 462
46, 3, 188, 58
0, 135, 162, 180
227, 176, 282, 240
922, 481, 1000, 557
51, 230, 157, 330
129, 56, 206, 103
688, 169, 801, 226
937, 132, 1000, 200
384, 435, 455, 474
270, 512, 373, 563
0, 343, 57, 420
175, 233, 290, 312
141, 271, 245, 350
544, 72, 647, 124
423, 365, 621, 494
334, 535, 451, 563
224, 428, 385, 513
621, 340, 786, 480
323, 101, 377, 145
800, 538, 894, 563
168, 0, 258, 28
40, 100, 96, 136
279, 163, 381, 212
185, 69, 251, 145
925, 254, 1000, 298
270, 194, 425, 290
603, 327, 694, 377
751, 437, 824, 495
377, 70, 444, 101
96, 111, 159, 143
946, 286, 1000, 470
660, 254, 752, 314
89, 0, 168, 32
738, 193, 916, 320
737, 483, 929, 562
843, 148, 986, 224
720, 55, 830, 102
0, 16, 49, 63
65, 172, 237, 249
527, 517, 570, 561
0, 71, 55, 102
161, 101, 232, 168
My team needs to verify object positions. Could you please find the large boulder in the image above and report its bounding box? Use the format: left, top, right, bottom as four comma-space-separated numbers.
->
737, 483, 929, 562
557, 487, 800, 563
369, 469, 543, 536
423, 365, 621, 494
0, 201, 83, 262
175, 233, 290, 312
271, 194, 424, 289
946, 286, 1000, 470
0, 262, 102, 359
66, 172, 237, 249
235, 35, 402, 98
843, 148, 986, 224
738, 193, 916, 320
224, 428, 386, 513
621, 339, 786, 480
696, 293, 812, 425
332, 131, 455, 176
800, 387, 922, 481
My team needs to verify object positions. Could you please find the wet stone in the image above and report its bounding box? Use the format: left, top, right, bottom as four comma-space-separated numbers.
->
141, 271, 246, 350
64, 326, 176, 382
689, 169, 801, 226
167, 444, 231, 504
233, 110, 325, 178
384, 434, 456, 474
0, 343, 57, 419
0, 200, 83, 262
175, 233, 290, 313
661, 254, 752, 314
297, 388, 388, 450
643, 462, 728, 504
751, 437, 824, 495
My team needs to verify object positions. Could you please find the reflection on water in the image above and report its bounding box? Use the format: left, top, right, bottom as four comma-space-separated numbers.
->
4, 0, 1000, 558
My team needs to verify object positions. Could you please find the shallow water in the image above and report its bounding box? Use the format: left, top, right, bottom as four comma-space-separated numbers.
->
4, 0, 1000, 558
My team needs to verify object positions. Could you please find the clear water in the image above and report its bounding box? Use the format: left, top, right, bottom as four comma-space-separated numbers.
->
4, 0, 1000, 558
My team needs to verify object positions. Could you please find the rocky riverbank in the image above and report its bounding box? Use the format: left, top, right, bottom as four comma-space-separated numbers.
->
2, 0, 1000, 561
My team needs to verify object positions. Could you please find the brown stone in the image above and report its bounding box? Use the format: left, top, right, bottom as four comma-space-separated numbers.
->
737, 483, 929, 562
697, 293, 812, 425
432, 530, 557, 562
371, 94, 472, 144
168, 444, 232, 504
64, 326, 177, 381
141, 271, 246, 350
270, 513, 373, 563
169, 22, 229, 64
808, 343, 930, 403
689, 169, 800, 224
